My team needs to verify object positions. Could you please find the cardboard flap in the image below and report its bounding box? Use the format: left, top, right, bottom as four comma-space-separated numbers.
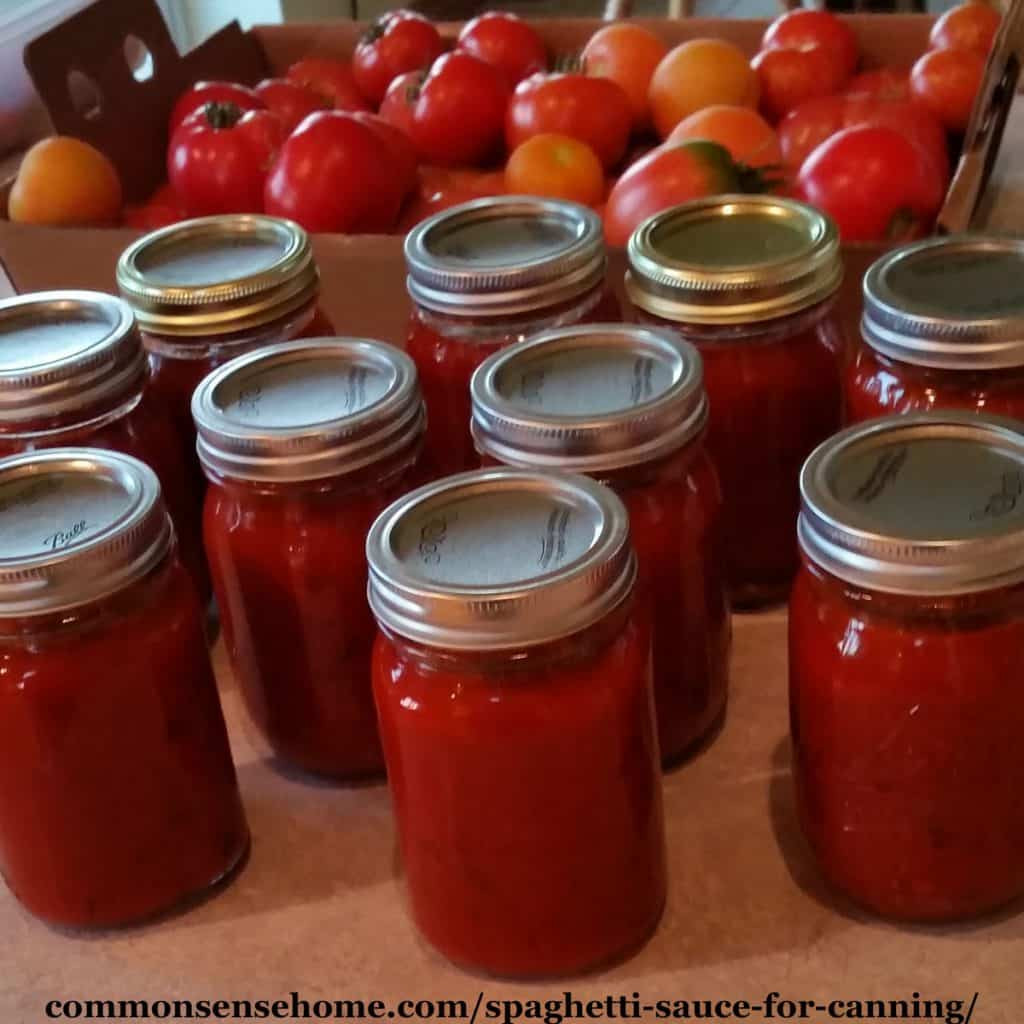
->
23, 0, 268, 202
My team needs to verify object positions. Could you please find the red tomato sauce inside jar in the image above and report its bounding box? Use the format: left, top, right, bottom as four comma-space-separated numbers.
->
194, 339, 426, 779
471, 324, 730, 764
0, 449, 247, 927
627, 196, 844, 607
117, 214, 332, 469
0, 291, 209, 603
404, 196, 618, 477
367, 469, 666, 976
790, 412, 1024, 921
848, 236, 1024, 424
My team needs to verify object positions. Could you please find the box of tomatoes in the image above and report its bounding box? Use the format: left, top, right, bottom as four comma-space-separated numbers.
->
0, 0, 1015, 344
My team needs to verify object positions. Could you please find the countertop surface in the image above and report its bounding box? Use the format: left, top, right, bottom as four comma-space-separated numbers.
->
3, 610, 1016, 1022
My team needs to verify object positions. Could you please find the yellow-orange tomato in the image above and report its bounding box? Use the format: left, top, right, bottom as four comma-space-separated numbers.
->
669, 105, 782, 168
582, 23, 669, 132
9, 136, 122, 226
649, 39, 759, 140
505, 133, 605, 207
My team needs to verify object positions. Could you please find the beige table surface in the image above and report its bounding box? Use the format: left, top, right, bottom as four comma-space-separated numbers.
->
3, 608, 1019, 1022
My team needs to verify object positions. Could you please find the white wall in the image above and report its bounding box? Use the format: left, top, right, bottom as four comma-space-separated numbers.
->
177, 0, 283, 47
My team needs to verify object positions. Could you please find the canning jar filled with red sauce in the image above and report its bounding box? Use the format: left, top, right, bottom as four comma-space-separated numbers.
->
0, 449, 248, 928
194, 339, 426, 779
791, 412, 1024, 921
0, 291, 209, 603
117, 214, 332, 460
627, 196, 844, 607
404, 196, 619, 477
367, 469, 665, 976
471, 324, 730, 764
848, 236, 1024, 424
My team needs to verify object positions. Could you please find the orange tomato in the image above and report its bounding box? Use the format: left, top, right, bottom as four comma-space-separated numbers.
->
9, 136, 122, 227
669, 105, 782, 169
582, 23, 668, 132
505, 133, 605, 206
910, 46, 985, 134
648, 39, 759, 140
930, 1, 1001, 57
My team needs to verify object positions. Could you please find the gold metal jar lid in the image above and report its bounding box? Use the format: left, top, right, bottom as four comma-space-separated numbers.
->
404, 196, 606, 317
471, 323, 707, 472
0, 449, 172, 615
366, 468, 636, 651
116, 214, 319, 338
192, 339, 425, 483
799, 412, 1024, 596
0, 291, 145, 425
626, 195, 842, 325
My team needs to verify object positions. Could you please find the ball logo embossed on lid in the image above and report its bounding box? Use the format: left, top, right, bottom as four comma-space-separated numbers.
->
0, 449, 172, 615
799, 412, 1024, 594
626, 195, 842, 325
471, 324, 708, 472
404, 196, 606, 317
366, 468, 636, 650
862, 235, 1024, 369
192, 339, 425, 483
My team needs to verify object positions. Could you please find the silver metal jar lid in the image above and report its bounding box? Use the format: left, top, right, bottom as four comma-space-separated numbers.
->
0, 448, 172, 616
799, 412, 1024, 595
117, 214, 319, 338
0, 291, 145, 425
366, 468, 636, 651
192, 338, 425, 483
471, 323, 708, 472
404, 196, 606, 317
627, 195, 842, 325
862, 235, 1024, 370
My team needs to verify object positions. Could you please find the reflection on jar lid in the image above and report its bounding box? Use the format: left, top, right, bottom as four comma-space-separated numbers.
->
799, 412, 1024, 595
192, 338, 425, 483
626, 195, 842, 325
0, 291, 145, 425
471, 323, 707, 472
0, 448, 171, 615
862, 235, 1024, 369
116, 214, 319, 338
366, 468, 636, 650
404, 196, 606, 316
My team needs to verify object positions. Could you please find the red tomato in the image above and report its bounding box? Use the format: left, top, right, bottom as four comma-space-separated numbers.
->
286, 57, 370, 111
352, 10, 445, 105
122, 183, 184, 230
397, 166, 506, 231
379, 70, 421, 139
930, 2, 1001, 57
409, 52, 509, 167
168, 104, 283, 217
581, 23, 668, 132
796, 125, 944, 241
843, 95, 949, 180
762, 9, 859, 81
351, 111, 418, 199
910, 46, 985, 134
845, 67, 911, 101
168, 82, 264, 136
457, 12, 547, 87
507, 72, 633, 170
753, 47, 839, 121
254, 78, 327, 135
603, 140, 741, 247
264, 110, 403, 232
778, 94, 846, 169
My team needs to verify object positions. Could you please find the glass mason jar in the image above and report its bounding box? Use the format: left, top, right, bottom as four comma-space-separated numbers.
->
367, 469, 665, 977
791, 412, 1024, 922
117, 214, 333, 473
471, 324, 730, 764
627, 196, 844, 607
0, 290, 210, 604
848, 235, 1024, 423
404, 196, 620, 478
193, 339, 426, 780
0, 449, 248, 928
